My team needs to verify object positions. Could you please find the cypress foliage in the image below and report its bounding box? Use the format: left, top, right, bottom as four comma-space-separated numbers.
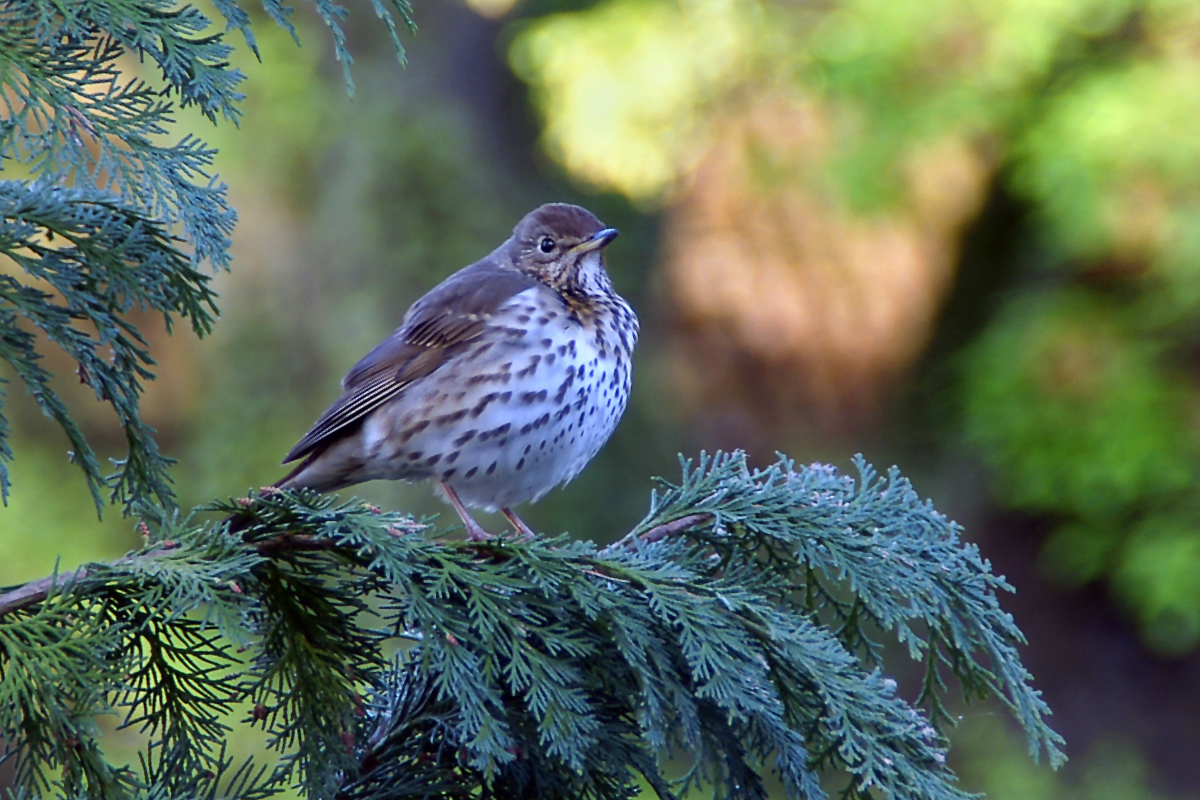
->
1, 456, 1064, 799
0, 1, 1062, 798
0, 0, 414, 510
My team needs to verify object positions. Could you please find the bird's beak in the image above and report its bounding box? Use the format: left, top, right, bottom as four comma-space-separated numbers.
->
570, 228, 619, 254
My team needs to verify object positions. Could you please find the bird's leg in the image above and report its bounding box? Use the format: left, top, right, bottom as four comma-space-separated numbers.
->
440, 481, 492, 542
501, 508, 537, 541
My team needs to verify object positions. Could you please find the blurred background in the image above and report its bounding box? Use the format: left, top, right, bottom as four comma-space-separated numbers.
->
5, 0, 1200, 795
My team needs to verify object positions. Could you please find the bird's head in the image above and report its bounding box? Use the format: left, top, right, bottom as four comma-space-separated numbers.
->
506, 203, 619, 295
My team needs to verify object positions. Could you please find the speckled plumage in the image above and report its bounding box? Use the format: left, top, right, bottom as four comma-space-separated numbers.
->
277, 203, 638, 539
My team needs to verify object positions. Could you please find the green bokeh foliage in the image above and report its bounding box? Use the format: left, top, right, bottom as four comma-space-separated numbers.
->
804, 0, 1200, 654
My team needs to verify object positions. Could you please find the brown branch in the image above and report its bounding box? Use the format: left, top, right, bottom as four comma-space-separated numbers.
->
608, 513, 714, 552
0, 530, 348, 620
0, 543, 184, 617
0, 509, 706, 619
0, 567, 92, 617
252, 533, 334, 557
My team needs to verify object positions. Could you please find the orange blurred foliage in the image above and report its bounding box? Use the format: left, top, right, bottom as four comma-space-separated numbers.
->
662, 91, 993, 437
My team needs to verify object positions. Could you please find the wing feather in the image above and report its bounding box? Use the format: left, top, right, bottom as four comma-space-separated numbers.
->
282, 262, 540, 464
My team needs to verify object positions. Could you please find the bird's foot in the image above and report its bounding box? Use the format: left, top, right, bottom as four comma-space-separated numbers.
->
441, 480, 494, 541
502, 508, 537, 541
464, 522, 494, 542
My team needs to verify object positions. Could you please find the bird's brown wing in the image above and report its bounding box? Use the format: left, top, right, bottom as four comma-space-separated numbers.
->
282, 263, 541, 464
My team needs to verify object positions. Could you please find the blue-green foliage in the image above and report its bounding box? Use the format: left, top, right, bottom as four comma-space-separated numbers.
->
0, 0, 414, 512
0, 181, 218, 511
0, 454, 1062, 799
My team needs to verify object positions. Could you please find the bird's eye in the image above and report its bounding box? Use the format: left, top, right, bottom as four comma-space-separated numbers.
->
539, 236, 556, 253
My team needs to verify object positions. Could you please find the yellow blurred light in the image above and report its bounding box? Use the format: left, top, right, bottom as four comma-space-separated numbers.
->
465, 0, 519, 19
509, 0, 754, 202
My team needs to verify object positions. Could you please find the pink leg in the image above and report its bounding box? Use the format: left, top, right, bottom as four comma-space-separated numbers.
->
440, 481, 492, 542
501, 508, 537, 540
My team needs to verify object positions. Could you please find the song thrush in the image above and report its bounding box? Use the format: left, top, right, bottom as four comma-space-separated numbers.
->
276, 203, 639, 540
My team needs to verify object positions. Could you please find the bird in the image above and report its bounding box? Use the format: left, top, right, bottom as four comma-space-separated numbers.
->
273, 202, 638, 541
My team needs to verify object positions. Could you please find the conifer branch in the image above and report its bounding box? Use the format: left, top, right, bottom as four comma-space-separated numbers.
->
0, 0, 415, 512
0, 455, 1063, 799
